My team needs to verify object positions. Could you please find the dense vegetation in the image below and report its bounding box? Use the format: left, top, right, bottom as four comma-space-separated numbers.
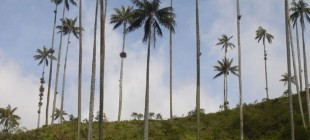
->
1, 92, 309, 140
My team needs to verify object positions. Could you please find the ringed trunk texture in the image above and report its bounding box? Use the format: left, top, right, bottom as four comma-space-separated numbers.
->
46, 3, 58, 126
169, 0, 173, 120
236, 0, 244, 139
195, 0, 201, 139
60, 33, 71, 124
51, 3, 66, 125
99, 0, 106, 139
88, 0, 99, 139
77, 0, 83, 139
284, 0, 295, 139
263, 43, 269, 99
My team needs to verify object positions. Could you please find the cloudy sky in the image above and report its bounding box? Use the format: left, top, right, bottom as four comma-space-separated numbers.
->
1, 0, 310, 130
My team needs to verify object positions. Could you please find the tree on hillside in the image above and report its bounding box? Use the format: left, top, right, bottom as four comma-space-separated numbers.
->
195, 0, 201, 139
56, 17, 81, 124
46, 0, 63, 126
53, 108, 68, 124
290, 0, 310, 126
88, 0, 99, 139
51, 0, 77, 125
34, 46, 56, 128
110, 5, 133, 122
255, 26, 274, 99
127, 0, 175, 139
0, 105, 21, 133
280, 73, 296, 86
213, 58, 239, 110
216, 34, 235, 59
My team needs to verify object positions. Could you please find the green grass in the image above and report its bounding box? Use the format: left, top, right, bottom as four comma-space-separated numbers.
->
2, 92, 310, 140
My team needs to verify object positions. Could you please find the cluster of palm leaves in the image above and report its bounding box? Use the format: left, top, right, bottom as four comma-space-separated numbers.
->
0, 105, 20, 133
30, 0, 310, 140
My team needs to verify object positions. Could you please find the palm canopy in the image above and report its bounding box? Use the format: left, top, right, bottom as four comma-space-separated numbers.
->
53, 108, 68, 121
110, 6, 133, 30
216, 34, 235, 53
280, 73, 296, 86
290, 0, 310, 28
33, 46, 57, 66
57, 18, 82, 39
127, 0, 176, 42
213, 58, 239, 79
0, 105, 21, 132
255, 26, 274, 45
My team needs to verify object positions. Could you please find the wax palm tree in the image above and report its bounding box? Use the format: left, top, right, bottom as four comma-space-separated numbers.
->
110, 5, 133, 122
213, 58, 239, 110
127, 0, 175, 139
290, 0, 310, 126
98, 0, 107, 139
195, 0, 201, 139
216, 34, 235, 59
52, 0, 77, 125
53, 108, 68, 124
0, 105, 21, 133
34, 46, 56, 128
236, 0, 243, 138
56, 18, 81, 124
169, 0, 173, 120
285, 0, 295, 138
88, 0, 99, 139
46, 0, 63, 126
289, 0, 306, 129
77, 0, 83, 139
255, 26, 274, 99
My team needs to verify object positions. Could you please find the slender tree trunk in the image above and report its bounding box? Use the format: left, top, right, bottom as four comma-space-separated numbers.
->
77, 0, 83, 139
46, 4, 58, 126
284, 1, 295, 139
223, 75, 225, 110
225, 74, 228, 109
60, 33, 71, 124
289, 14, 306, 129
195, 0, 201, 139
88, 0, 99, 139
38, 64, 46, 128
143, 34, 151, 140
99, 0, 106, 139
52, 3, 66, 125
236, 0, 243, 139
263, 43, 269, 99
169, 0, 173, 120
118, 23, 127, 122
301, 22, 310, 126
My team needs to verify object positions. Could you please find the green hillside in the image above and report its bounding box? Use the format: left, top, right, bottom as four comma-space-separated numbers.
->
1, 92, 310, 140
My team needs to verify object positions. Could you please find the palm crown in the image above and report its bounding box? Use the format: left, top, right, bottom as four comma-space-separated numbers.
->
255, 26, 274, 45
110, 6, 133, 30
127, 0, 176, 42
57, 18, 81, 39
33, 46, 57, 66
216, 34, 235, 54
290, 0, 310, 28
0, 105, 21, 132
280, 73, 296, 86
213, 58, 239, 79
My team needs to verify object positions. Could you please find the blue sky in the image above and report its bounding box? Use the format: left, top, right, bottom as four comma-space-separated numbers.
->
0, 0, 310, 129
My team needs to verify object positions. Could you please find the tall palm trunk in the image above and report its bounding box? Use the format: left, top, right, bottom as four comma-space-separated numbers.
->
143, 31, 151, 140
224, 53, 228, 110
77, 0, 83, 139
301, 20, 310, 126
195, 0, 201, 139
88, 0, 99, 139
236, 0, 243, 139
284, 0, 295, 139
46, 3, 59, 126
292, 0, 303, 96
51, 3, 66, 125
118, 23, 127, 122
289, 14, 306, 129
263, 42, 269, 99
99, 0, 106, 139
38, 64, 46, 128
60, 33, 71, 124
169, 0, 173, 120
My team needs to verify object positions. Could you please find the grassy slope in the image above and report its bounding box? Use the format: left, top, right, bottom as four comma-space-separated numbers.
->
2, 92, 310, 140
